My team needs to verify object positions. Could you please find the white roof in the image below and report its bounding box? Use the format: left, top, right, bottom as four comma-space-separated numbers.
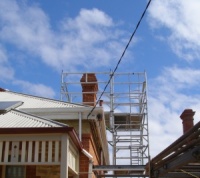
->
0, 90, 83, 109
0, 109, 67, 128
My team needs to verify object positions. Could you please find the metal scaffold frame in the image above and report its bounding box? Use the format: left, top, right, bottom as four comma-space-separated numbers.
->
60, 71, 150, 177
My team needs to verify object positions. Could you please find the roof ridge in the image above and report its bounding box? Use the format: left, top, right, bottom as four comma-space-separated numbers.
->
5, 90, 84, 107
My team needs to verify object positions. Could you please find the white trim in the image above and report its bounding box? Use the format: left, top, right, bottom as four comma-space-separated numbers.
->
4, 142, 9, 163
34, 141, 39, 162
28, 141, 33, 162
68, 142, 79, 173
79, 112, 82, 141
11, 142, 19, 162
48, 141, 52, 162
82, 149, 93, 160
41, 141, 45, 162
60, 134, 69, 178
21, 107, 103, 120
21, 141, 26, 162
0, 134, 61, 141
55, 141, 59, 162
0, 142, 3, 162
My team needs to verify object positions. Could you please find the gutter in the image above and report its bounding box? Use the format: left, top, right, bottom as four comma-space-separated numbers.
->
92, 108, 110, 165
93, 118, 109, 165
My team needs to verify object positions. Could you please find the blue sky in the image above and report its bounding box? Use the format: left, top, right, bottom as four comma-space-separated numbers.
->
1, 0, 200, 157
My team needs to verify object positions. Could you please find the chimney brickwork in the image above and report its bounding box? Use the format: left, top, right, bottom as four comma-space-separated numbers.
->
0, 88, 5, 92
80, 73, 98, 106
180, 109, 195, 134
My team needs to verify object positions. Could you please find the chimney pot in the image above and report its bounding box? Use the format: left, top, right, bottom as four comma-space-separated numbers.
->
0, 88, 6, 92
99, 100, 103, 106
180, 109, 195, 134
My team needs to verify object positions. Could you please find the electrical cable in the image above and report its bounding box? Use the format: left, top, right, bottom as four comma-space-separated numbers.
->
87, 0, 152, 118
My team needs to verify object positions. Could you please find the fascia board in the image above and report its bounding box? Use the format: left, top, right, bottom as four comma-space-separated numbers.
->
20, 107, 104, 120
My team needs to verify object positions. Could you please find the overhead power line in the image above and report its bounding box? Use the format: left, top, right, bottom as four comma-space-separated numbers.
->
87, 0, 152, 118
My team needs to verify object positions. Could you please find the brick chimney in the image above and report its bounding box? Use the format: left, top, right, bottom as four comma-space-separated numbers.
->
180, 109, 195, 134
80, 73, 98, 106
0, 88, 5, 92
99, 100, 103, 106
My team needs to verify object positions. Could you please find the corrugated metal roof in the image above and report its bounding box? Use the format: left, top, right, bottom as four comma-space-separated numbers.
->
0, 90, 84, 109
0, 109, 67, 128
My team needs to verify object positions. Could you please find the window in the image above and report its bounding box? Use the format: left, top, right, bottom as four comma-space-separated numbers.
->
5, 166, 25, 178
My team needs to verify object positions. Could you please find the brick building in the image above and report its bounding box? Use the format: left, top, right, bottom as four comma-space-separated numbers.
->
148, 109, 200, 178
0, 74, 109, 178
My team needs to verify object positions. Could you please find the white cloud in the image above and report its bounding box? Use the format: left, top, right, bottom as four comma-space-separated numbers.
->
0, 46, 55, 98
63, 8, 113, 42
148, 66, 200, 157
0, 48, 55, 98
54, 8, 127, 70
0, 0, 128, 71
148, 0, 200, 60
0, 1, 52, 46
0, 0, 127, 97
0, 45, 55, 98
150, 66, 200, 118
153, 66, 200, 92
0, 46, 7, 62
13, 80, 56, 98
0, 45, 15, 81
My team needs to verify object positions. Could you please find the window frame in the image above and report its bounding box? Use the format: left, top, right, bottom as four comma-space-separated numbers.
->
5, 165, 25, 178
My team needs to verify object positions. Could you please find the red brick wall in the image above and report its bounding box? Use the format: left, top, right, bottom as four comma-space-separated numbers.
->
80, 134, 101, 178
26, 165, 60, 178
26, 166, 38, 178
36, 165, 60, 178
0, 166, 2, 178
180, 109, 195, 134
0, 165, 60, 178
80, 73, 98, 106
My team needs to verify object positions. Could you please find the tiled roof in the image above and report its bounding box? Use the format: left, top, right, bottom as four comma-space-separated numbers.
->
0, 90, 83, 109
0, 109, 67, 128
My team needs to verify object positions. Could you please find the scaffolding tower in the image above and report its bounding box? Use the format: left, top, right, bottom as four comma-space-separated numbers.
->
60, 71, 150, 177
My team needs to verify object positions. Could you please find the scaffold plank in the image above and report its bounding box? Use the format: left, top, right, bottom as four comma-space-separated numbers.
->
93, 165, 146, 171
